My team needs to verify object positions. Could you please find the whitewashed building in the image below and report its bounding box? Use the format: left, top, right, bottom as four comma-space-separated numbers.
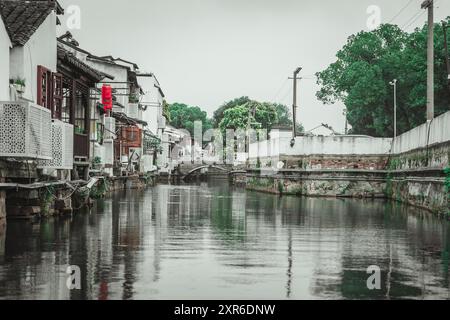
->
0, 0, 65, 166
0, 14, 10, 101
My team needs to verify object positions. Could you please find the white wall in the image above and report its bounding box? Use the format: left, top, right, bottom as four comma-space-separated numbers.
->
84, 57, 129, 111
140, 76, 163, 135
393, 111, 450, 154
249, 111, 450, 160
0, 17, 11, 101
9, 12, 57, 103
250, 130, 393, 159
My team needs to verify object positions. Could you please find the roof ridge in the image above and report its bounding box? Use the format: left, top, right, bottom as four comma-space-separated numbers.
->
0, 0, 56, 46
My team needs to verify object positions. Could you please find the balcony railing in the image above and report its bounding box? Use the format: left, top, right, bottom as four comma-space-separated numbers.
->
0, 101, 52, 160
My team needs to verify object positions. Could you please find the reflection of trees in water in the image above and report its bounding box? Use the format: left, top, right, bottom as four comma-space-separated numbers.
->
1, 184, 449, 300
309, 200, 450, 299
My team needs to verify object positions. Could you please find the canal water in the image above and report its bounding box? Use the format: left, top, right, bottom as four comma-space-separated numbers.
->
0, 180, 449, 300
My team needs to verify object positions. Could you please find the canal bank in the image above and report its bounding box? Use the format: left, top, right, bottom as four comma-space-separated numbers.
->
0, 161, 156, 221
241, 112, 450, 217
240, 167, 448, 217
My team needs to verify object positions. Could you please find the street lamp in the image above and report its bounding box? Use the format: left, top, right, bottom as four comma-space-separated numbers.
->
291, 67, 302, 147
389, 79, 397, 138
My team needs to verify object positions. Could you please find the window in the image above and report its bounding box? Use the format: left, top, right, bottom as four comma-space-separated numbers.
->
74, 90, 87, 134
53, 73, 63, 120
37, 66, 64, 120
61, 86, 71, 124
37, 65, 52, 110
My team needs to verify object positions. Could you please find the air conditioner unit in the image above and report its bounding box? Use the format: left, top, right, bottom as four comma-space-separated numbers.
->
38, 120, 74, 170
0, 101, 52, 160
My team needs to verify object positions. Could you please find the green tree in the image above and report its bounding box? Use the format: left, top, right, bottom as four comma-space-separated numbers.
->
213, 96, 252, 127
218, 100, 278, 133
273, 103, 292, 127
162, 99, 171, 122
167, 102, 213, 136
316, 21, 450, 137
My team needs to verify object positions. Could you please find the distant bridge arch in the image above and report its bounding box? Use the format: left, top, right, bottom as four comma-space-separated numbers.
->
182, 165, 231, 180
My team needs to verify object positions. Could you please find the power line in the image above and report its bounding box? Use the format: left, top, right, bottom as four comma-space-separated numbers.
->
401, 8, 424, 29
403, 10, 427, 29
278, 82, 293, 104
388, 0, 415, 24
272, 77, 289, 102
401, 0, 439, 30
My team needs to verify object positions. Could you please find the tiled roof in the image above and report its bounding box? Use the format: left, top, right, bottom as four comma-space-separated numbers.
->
26, 0, 63, 14
0, 0, 56, 46
57, 45, 105, 82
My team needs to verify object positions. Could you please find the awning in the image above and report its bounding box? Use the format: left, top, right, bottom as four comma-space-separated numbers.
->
111, 111, 148, 127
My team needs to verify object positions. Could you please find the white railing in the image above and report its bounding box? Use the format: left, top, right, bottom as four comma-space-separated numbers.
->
38, 120, 74, 170
0, 101, 52, 160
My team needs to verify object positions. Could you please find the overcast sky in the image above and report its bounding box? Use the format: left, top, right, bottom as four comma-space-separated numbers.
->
58, 0, 450, 133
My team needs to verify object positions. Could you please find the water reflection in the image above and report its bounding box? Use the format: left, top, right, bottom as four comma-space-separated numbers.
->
0, 180, 449, 300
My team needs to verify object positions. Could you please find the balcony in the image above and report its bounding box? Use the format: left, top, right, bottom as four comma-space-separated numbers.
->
38, 120, 74, 170
0, 101, 52, 160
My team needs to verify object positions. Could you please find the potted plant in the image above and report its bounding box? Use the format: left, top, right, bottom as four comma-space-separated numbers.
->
92, 156, 102, 169
10, 78, 26, 94
129, 93, 139, 103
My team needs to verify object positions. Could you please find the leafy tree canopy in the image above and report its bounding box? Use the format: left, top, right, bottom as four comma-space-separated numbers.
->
213, 96, 252, 127
316, 21, 450, 137
214, 97, 303, 133
167, 102, 213, 136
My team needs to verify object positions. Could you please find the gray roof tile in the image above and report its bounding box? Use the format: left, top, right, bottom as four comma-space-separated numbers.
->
0, 0, 56, 46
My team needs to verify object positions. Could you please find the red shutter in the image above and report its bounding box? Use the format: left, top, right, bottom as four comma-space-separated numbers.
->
37, 65, 53, 112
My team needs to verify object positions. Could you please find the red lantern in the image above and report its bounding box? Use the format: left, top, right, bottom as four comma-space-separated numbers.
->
102, 85, 112, 110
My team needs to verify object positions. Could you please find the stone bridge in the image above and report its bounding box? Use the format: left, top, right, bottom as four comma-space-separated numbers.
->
180, 164, 233, 180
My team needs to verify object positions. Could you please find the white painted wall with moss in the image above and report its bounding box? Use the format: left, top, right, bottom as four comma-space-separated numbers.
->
0, 17, 11, 101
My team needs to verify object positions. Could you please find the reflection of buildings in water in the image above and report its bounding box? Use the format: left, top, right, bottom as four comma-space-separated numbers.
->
144, 187, 161, 283
0, 222, 5, 260
0, 219, 73, 299
120, 190, 146, 300
67, 189, 147, 300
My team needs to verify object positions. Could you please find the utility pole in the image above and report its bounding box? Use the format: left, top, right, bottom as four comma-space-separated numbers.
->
421, 0, 434, 121
389, 79, 398, 138
292, 67, 302, 140
246, 102, 256, 164
343, 109, 348, 135
443, 22, 450, 91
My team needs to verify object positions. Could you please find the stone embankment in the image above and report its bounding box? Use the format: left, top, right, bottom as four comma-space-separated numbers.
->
239, 112, 450, 216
